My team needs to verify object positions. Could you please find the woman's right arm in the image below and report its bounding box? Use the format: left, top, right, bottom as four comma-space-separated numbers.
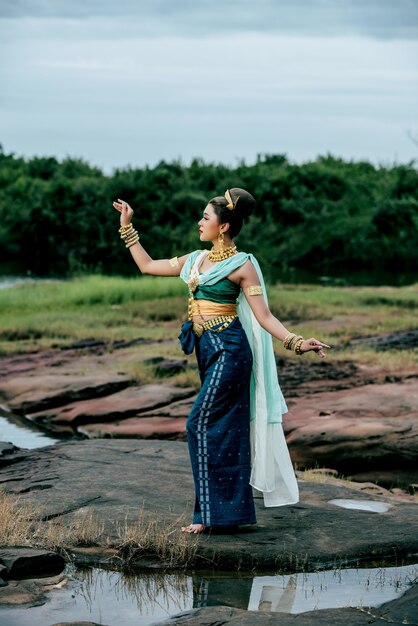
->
113, 198, 188, 276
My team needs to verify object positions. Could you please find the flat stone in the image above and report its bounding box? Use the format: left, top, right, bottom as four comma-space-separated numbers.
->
375, 580, 418, 623
0, 441, 27, 467
28, 385, 195, 427
78, 416, 187, 439
0, 440, 417, 571
150, 584, 418, 625
0, 579, 46, 606
285, 378, 418, 481
0, 547, 65, 579
0, 373, 132, 414
154, 359, 188, 376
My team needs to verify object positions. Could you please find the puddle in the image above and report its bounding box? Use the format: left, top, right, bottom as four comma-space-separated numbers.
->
0, 562, 416, 625
329, 499, 392, 513
0, 414, 60, 449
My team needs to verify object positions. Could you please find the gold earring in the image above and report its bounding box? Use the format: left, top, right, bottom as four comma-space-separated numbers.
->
218, 232, 224, 251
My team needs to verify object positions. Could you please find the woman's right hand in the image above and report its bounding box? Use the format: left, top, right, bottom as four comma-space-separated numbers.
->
113, 198, 134, 227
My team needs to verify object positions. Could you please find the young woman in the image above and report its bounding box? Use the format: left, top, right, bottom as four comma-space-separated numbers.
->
113, 188, 330, 534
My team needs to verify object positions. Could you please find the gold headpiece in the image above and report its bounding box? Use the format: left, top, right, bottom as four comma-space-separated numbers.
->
224, 189, 234, 210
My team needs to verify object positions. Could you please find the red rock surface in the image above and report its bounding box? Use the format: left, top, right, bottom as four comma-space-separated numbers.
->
0, 337, 417, 487
27, 385, 195, 427
284, 378, 418, 481
78, 416, 188, 438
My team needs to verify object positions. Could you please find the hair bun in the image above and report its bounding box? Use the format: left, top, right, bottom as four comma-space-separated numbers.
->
227, 188, 256, 219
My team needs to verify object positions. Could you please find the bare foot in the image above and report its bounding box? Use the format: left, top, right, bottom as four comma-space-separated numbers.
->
181, 523, 206, 534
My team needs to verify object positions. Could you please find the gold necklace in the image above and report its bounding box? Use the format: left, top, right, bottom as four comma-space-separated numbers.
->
207, 245, 237, 262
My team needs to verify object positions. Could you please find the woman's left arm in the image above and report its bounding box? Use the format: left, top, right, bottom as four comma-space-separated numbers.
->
238, 261, 330, 358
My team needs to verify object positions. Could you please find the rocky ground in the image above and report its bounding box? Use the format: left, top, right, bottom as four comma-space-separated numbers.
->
0, 331, 417, 623
0, 439, 417, 623
0, 332, 417, 489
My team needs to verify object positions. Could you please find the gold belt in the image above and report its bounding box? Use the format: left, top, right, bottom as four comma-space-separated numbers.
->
192, 315, 237, 337
190, 299, 237, 317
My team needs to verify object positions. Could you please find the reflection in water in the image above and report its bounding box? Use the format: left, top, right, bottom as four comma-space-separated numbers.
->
0, 561, 416, 625
257, 576, 297, 612
193, 575, 253, 609
70, 566, 192, 619
248, 564, 418, 613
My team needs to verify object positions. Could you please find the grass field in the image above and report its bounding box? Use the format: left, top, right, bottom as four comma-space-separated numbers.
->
0, 274, 417, 369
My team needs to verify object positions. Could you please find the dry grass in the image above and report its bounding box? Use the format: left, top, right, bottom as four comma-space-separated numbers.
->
127, 361, 200, 390
335, 347, 418, 373
114, 509, 198, 568
297, 468, 418, 503
0, 489, 198, 568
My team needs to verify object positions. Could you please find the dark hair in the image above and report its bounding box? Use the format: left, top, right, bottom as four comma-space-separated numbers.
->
208, 188, 256, 238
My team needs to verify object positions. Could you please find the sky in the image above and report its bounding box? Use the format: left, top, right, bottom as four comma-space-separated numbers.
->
1, 0, 417, 174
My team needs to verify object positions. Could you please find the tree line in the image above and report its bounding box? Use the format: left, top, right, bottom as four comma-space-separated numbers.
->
0, 145, 417, 281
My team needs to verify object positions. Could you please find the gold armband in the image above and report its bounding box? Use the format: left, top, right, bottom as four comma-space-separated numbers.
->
169, 256, 180, 268
246, 285, 263, 296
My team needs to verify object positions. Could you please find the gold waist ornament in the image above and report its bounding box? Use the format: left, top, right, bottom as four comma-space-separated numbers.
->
188, 299, 237, 337
192, 315, 237, 337
190, 299, 237, 317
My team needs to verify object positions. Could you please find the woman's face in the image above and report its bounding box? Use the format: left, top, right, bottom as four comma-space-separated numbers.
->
198, 204, 222, 242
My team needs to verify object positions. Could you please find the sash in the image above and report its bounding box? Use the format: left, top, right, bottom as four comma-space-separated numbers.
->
180, 250, 299, 507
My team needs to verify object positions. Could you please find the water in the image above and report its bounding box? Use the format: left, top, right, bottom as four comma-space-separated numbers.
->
0, 414, 59, 449
0, 562, 416, 625
329, 499, 392, 513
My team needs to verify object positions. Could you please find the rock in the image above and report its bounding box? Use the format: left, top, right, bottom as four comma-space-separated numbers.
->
374, 581, 418, 624
28, 384, 195, 428
285, 378, 418, 483
154, 359, 188, 377
0, 440, 417, 571
352, 328, 418, 351
0, 441, 27, 467
0, 373, 132, 414
277, 358, 361, 397
0, 547, 65, 579
78, 416, 188, 439
0, 579, 46, 606
140, 396, 197, 419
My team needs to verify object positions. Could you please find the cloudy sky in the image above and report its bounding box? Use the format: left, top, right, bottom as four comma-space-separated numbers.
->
1, 0, 417, 173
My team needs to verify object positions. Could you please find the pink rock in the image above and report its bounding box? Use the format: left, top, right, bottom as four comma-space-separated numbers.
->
78, 416, 188, 438
28, 385, 195, 426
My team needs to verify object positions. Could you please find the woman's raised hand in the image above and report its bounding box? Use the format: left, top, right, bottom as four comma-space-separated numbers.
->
113, 198, 134, 227
300, 338, 331, 358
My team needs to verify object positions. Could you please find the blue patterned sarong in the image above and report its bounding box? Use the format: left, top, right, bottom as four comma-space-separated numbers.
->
187, 317, 256, 527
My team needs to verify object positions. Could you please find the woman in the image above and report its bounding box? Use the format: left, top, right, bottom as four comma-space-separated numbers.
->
113, 188, 330, 534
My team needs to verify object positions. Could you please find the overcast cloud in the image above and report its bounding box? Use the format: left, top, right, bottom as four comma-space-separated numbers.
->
0, 1, 417, 173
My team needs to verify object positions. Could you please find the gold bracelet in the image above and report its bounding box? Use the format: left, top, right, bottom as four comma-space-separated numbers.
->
123, 230, 138, 242
289, 335, 300, 350
294, 338, 304, 355
119, 223, 134, 234
283, 333, 296, 350
126, 236, 139, 249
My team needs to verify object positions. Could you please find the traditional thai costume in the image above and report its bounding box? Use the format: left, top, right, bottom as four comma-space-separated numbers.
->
179, 250, 299, 527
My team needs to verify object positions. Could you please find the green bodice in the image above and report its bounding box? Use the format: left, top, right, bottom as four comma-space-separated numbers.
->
193, 277, 240, 303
